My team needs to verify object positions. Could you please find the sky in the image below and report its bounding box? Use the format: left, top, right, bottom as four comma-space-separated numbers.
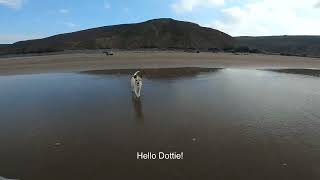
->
0, 0, 320, 43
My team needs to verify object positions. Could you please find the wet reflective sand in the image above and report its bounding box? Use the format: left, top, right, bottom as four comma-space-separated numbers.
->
267, 69, 320, 77
0, 68, 320, 180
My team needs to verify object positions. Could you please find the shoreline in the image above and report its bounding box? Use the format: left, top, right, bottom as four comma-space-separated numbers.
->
1, 51, 320, 75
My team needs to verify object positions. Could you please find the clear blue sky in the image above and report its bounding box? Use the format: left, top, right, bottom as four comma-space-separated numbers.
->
1, 0, 320, 43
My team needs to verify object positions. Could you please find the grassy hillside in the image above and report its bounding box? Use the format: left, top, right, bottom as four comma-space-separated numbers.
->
236, 36, 320, 57
0, 18, 234, 55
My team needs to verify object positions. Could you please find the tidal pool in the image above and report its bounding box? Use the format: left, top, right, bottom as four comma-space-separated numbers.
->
0, 68, 320, 180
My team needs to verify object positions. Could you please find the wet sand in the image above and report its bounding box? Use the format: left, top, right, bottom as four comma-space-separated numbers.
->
0, 51, 320, 75
0, 68, 320, 180
267, 69, 320, 77
1, 52, 320, 179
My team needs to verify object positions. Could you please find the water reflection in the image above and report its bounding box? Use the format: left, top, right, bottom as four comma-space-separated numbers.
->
82, 67, 222, 80
131, 93, 144, 124
1, 69, 320, 179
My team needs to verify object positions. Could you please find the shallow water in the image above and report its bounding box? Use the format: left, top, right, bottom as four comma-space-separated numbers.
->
0, 68, 320, 180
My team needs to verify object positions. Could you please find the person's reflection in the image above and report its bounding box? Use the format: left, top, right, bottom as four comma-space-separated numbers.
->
131, 94, 144, 124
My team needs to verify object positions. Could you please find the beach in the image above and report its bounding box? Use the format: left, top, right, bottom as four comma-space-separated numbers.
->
1, 52, 320, 180
1, 51, 320, 75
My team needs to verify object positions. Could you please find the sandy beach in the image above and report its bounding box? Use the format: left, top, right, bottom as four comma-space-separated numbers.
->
2, 1, 320, 178
1, 52, 320, 179
1, 51, 320, 75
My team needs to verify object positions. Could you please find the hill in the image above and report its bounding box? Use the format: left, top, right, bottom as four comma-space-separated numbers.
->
0, 44, 9, 47
235, 36, 320, 57
0, 18, 234, 55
